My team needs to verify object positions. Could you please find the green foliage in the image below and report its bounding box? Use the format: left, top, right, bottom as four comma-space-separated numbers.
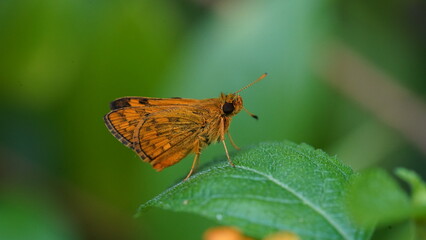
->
346, 168, 426, 240
395, 168, 426, 215
1, 0, 425, 239
346, 169, 411, 226
138, 142, 371, 240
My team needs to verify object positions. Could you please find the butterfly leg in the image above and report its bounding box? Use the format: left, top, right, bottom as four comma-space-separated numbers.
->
184, 141, 201, 181
221, 140, 235, 167
220, 118, 235, 167
227, 131, 240, 150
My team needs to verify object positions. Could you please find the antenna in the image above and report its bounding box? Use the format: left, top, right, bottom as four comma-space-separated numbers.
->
243, 107, 258, 120
234, 73, 268, 94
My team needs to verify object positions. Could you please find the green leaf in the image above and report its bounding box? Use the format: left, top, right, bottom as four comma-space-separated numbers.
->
395, 168, 426, 216
346, 168, 426, 240
138, 141, 371, 240
371, 220, 416, 240
345, 169, 412, 227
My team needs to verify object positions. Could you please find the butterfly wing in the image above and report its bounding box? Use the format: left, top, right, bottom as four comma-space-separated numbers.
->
104, 107, 148, 147
104, 97, 215, 171
132, 107, 208, 170
104, 97, 204, 148
109, 97, 201, 110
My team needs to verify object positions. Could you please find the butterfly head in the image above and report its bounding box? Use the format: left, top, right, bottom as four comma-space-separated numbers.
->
220, 93, 243, 117
219, 73, 267, 119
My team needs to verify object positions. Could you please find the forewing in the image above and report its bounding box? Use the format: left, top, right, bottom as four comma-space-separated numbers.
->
132, 107, 207, 170
109, 97, 202, 110
105, 97, 220, 171
104, 108, 148, 147
105, 97, 203, 147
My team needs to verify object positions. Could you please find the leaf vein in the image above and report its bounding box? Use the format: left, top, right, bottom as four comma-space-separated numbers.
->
235, 165, 351, 240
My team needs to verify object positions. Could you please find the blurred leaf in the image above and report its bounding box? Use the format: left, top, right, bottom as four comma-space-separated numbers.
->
395, 168, 426, 216
371, 220, 416, 240
346, 169, 412, 227
346, 168, 426, 240
138, 142, 371, 240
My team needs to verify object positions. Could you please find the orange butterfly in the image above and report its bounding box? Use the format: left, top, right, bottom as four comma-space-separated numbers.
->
104, 73, 267, 180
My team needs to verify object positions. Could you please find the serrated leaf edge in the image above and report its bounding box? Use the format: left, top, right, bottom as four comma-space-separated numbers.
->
138, 163, 352, 240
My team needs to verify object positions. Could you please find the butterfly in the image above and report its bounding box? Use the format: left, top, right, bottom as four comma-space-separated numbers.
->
104, 73, 267, 180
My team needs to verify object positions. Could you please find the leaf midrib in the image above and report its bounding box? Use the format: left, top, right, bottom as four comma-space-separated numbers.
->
236, 165, 350, 240
141, 163, 351, 240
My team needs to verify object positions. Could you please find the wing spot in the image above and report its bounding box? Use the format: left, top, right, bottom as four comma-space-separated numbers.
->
110, 98, 131, 109
139, 98, 149, 104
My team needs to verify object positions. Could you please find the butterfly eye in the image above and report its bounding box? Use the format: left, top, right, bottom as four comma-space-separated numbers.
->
222, 102, 235, 114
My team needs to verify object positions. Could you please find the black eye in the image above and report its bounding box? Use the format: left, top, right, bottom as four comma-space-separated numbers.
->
222, 102, 235, 114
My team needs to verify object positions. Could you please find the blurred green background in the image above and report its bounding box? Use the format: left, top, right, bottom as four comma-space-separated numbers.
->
1, 0, 425, 239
